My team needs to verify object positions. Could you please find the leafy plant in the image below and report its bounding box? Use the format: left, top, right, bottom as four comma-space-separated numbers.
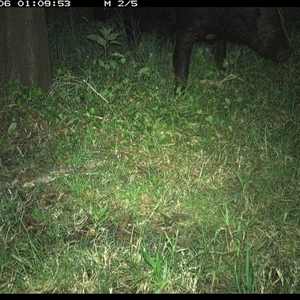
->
87, 26, 126, 69
141, 248, 170, 293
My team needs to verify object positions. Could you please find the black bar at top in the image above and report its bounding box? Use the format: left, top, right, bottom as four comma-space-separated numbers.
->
7, 0, 210, 8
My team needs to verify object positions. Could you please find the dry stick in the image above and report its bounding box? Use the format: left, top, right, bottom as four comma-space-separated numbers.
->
83, 79, 118, 114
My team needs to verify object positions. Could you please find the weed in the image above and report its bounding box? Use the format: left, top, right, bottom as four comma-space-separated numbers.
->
87, 25, 126, 70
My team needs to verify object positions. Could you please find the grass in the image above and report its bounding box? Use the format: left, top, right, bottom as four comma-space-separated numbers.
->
0, 8, 300, 293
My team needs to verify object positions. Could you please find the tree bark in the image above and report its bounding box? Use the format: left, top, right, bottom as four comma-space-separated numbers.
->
0, 8, 52, 92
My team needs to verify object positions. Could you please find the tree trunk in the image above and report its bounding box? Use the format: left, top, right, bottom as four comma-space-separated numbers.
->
0, 8, 52, 92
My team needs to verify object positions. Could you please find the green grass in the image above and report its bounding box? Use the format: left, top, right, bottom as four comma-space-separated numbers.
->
1, 8, 300, 293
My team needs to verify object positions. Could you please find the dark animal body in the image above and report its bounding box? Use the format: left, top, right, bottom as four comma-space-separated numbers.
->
123, 7, 293, 90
